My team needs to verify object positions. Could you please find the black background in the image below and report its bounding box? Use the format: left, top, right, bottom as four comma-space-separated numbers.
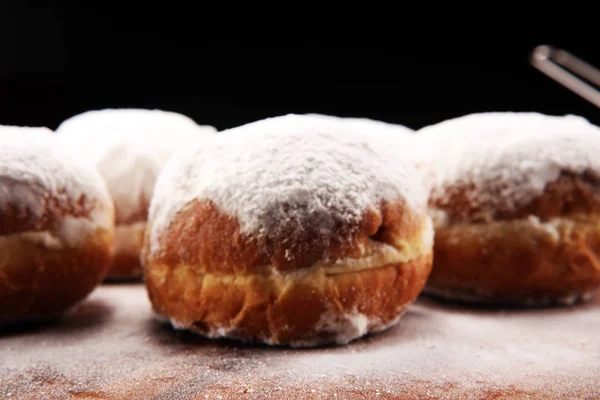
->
2, 5, 599, 132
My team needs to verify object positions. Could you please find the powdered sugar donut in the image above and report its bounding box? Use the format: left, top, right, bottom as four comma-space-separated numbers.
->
419, 112, 600, 306
304, 113, 415, 136
0, 125, 114, 324
142, 113, 433, 347
56, 109, 216, 281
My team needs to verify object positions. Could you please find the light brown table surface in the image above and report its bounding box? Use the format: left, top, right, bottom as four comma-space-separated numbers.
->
1, 284, 599, 399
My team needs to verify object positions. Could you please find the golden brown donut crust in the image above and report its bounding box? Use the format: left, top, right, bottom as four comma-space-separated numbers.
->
104, 222, 145, 281
432, 170, 600, 224
146, 254, 432, 346
146, 199, 426, 275
426, 215, 600, 305
105, 253, 143, 282
0, 175, 98, 236
428, 173, 600, 305
0, 228, 113, 323
142, 199, 433, 346
113, 199, 149, 226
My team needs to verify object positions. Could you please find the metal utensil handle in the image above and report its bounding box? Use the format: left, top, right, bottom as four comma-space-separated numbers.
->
531, 45, 600, 108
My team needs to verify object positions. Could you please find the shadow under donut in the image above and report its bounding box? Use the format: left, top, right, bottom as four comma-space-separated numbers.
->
144, 301, 443, 354
0, 298, 115, 338
418, 287, 600, 315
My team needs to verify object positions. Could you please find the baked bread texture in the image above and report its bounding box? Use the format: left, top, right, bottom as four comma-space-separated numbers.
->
142, 113, 433, 346
0, 125, 114, 324
418, 112, 600, 306
56, 108, 216, 280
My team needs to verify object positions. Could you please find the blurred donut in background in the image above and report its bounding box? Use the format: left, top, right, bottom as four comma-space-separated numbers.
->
56, 108, 216, 281
0, 125, 114, 324
418, 112, 600, 306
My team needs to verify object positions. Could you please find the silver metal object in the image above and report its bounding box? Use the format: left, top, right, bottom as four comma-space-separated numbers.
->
531, 45, 600, 108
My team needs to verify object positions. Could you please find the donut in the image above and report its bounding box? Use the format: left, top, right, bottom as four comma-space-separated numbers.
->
56, 109, 216, 281
304, 113, 415, 136
418, 112, 600, 306
142, 113, 433, 347
0, 125, 114, 324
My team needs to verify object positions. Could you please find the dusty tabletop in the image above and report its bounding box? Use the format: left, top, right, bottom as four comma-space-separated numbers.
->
1, 284, 599, 400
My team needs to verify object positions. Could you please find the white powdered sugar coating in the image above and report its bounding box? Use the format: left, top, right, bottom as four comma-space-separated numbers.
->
314, 308, 371, 345
416, 112, 600, 216
305, 113, 415, 136
161, 307, 390, 348
148, 113, 427, 254
56, 108, 216, 224
0, 125, 113, 245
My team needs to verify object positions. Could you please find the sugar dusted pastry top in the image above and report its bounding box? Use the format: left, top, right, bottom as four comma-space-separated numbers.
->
0, 125, 113, 244
56, 108, 216, 224
305, 113, 415, 136
417, 112, 600, 222
148, 113, 428, 255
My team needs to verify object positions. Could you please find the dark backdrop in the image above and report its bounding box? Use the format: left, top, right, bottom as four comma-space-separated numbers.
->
2, 5, 599, 132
